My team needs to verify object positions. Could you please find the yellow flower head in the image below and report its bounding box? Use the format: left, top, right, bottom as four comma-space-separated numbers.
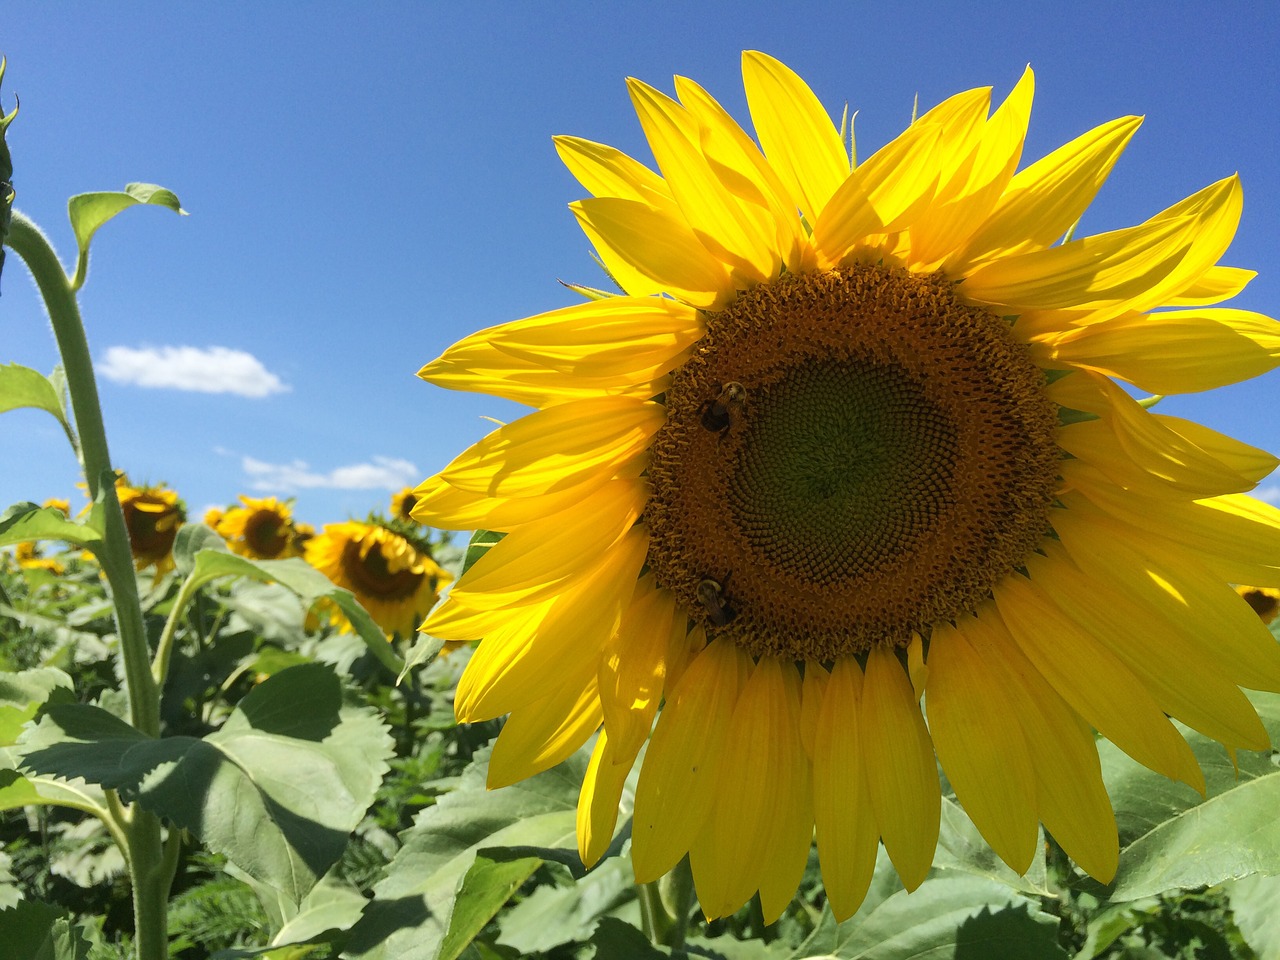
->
215, 495, 301, 560
304, 521, 453, 638
203, 506, 225, 528
1236, 585, 1280, 625
390, 487, 420, 523
115, 477, 185, 575
15, 541, 65, 576
41, 498, 70, 516
414, 53, 1280, 922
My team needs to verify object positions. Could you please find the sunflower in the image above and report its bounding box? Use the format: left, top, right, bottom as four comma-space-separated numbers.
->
1236, 585, 1280, 625
215, 495, 302, 560
115, 477, 185, 575
412, 52, 1280, 922
390, 487, 420, 523
305, 521, 452, 638
15, 540, 65, 575
41, 497, 70, 516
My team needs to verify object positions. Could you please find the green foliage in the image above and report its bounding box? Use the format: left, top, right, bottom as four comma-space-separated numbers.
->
66, 183, 185, 290
0, 364, 74, 447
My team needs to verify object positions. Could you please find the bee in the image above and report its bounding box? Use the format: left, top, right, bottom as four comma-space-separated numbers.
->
696, 576, 737, 627
698, 381, 747, 437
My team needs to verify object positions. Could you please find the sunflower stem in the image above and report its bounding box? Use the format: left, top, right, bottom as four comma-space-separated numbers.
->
658, 855, 696, 948
637, 879, 674, 946
5, 210, 171, 960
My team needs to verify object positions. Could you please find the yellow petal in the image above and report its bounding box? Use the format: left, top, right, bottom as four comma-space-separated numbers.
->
689, 658, 810, 921
1167, 264, 1255, 305
860, 645, 940, 890
628, 78, 777, 284
631, 640, 749, 883
664, 620, 704, 699
814, 120, 942, 265
673, 74, 808, 274
960, 209, 1195, 312
572, 197, 734, 309
741, 50, 849, 220
447, 480, 647, 609
1053, 375, 1261, 498
1052, 495, 1280, 692
412, 467, 637, 532
436, 396, 664, 498
488, 664, 603, 788
948, 115, 1142, 272
965, 609, 1119, 882
799, 661, 829, 759
927, 620, 1039, 873
1041, 308, 1280, 395
993, 572, 1204, 792
553, 135, 675, 207
452, 528, 648, 721
910, 68, 1033, 268
599, 580, 676, 758
812, 658, 880, 921
578, 727, 643, 868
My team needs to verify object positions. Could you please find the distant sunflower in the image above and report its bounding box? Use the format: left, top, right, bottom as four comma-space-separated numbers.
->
15, 541, 64, 575
305, 521, 452, 638
41, 498, 70, 516
390, 487, 420, 523
1237, 585, 1280, 625
115, 477, 185, 575
413, 53, 1280, 921
215, 496, 301, 560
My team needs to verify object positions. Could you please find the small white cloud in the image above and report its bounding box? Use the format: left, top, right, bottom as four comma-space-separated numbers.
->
242, 456, 419, 492
99, 345, 288, 398
1251, 485, 1280, 506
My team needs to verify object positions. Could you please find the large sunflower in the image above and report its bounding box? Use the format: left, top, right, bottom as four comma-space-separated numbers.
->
305, 521, 453, 638
412, 52, 1280, 922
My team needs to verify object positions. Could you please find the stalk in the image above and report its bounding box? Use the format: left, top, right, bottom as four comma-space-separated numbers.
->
5, 211, 170, 959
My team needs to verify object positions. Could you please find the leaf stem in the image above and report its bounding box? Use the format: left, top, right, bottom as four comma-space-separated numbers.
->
659, 855, 696, 948
152, 571, 204, 686
637, 879, 673, 946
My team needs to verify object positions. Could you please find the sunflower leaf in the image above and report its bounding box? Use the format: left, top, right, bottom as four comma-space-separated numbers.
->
180, 549, 405, 676
792, 868, 1065, 959
460, 530, 504, 577
0, 502, 103, 550
0, 363, 75, 448
18, 664, 394, 906
67, 182, 185, 289
342, 742, 587, 960
1221, 873, 1280, 960
0, 900, 96, 960
1100, 690, 1280, 901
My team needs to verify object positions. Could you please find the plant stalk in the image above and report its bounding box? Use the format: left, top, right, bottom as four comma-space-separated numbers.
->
5, 210, 170, 959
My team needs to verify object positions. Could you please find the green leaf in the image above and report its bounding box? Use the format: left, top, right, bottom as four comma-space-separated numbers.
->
343, 744, 588, 960
437, 856, 541, 960
0, 364, 74, 445
0, 667, 75, 745
1101, 690, 1280, 901
793, 871, 1065, 960
211, 870, 369, 959
399, 634, 445, 684
173, 522, 229, 575
181, 550, 405, 677
460, 530, 503, 577
934, 796, 1050, 896
1223, 873, 1280, 960
495, 857, 635, 955
0, 900, 95, 960
0, 503, 103, 551
20, 664, 394, 905
585, 917, 668, 959
67, 182, 185, 289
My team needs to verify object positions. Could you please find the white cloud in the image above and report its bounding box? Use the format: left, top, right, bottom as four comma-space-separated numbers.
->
1251, 485, 1280, 506
241, 455, 419, 492
99, 345, 288, 398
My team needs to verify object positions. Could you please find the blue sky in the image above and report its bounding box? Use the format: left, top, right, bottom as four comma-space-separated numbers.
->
3, 2, 1279, 530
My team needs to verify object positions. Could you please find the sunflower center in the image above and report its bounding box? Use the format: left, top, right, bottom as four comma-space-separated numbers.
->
341, 540, 424, 601
245, 510, 290, 558
644, 264, 1061, 661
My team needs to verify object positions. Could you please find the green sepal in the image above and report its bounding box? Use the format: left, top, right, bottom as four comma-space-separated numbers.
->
67, 182, 185, 290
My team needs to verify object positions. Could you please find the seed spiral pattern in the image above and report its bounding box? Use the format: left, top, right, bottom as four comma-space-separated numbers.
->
644, 264, 1062, 661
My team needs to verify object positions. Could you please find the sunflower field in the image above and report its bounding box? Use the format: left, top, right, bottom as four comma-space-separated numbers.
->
6, 50, 1280, 960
